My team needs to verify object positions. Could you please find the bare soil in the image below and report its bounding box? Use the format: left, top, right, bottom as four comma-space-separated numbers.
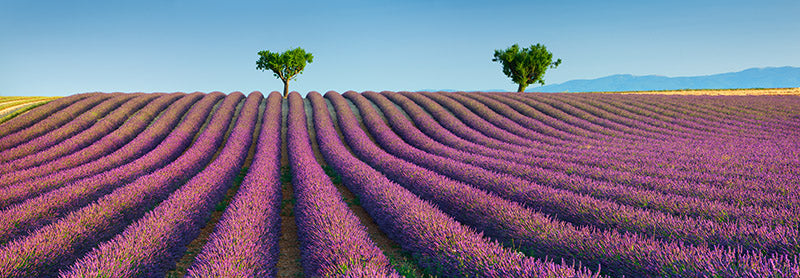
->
314, 97, 430, 277
277, 98, 303, 277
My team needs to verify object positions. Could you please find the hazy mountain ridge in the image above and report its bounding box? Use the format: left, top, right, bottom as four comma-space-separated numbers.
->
528, 66, 800, 92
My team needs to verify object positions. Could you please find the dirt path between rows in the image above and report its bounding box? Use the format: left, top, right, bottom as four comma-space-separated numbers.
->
277, 98, 303, 277
316, 96, 429, 277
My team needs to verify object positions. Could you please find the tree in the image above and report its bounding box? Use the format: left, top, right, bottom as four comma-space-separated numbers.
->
493, 44, 561, 92
256, 47, 314, 98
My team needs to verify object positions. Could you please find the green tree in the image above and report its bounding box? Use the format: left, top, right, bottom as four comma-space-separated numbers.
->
256, 47, 314, 98
493, 44, 561, 92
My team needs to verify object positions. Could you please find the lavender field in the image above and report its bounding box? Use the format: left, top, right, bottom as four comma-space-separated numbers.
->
0, 90, 798, 277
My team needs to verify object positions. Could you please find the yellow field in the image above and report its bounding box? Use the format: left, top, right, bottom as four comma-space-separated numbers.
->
0, 96, 60, 123
0, 97, 57, 110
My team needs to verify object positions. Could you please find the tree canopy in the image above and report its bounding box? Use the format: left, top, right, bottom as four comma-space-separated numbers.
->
493, 44, 561, 92
257, 47, 313, 98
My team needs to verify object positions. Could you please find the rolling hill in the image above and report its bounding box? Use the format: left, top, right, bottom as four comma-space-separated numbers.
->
531, 66, 800, 92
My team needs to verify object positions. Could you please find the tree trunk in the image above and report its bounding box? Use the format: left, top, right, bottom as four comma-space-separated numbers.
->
517, 83, 528, 93
283, 80, 289, 98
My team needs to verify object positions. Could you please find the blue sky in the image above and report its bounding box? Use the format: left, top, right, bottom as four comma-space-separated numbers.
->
1, 0, 798, 96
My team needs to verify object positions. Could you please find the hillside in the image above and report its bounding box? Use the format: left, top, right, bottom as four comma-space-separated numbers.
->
0, 91, 798, 277
533, 66, 800, 92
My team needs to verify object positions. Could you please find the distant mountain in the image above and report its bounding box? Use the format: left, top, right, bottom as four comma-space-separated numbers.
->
530, 66, 800, 92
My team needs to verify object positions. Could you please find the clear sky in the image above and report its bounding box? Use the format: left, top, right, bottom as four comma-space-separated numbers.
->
1, 0, 798, 96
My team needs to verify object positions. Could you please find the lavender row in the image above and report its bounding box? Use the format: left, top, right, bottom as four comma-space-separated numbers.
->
411, 92, 799, 209
565, 93, 788, 144
0, 92, 241, 278
0, 93, 216, 210
522, 92, 696, 142
464, 92, 650, 146
633, 97, 795, 141
0, 93, 225, 244
736, 95, 800, 130
580, 94, 749, 135
634, 94, 795, 134
464, 92, 748, 175
461, 92, 598, 144
402, 91, 578, 159
352, 91, 797, 255
462, 91, 692, 155
460, 91, 796, 181
451, 92, 685, 155
0, 93, 92, 139
451, 91, 665, 149
0, 93, 198, 188
318, 91, 595, 277
558, 94, 769, 155
406, 91, 698, 179
540, 93, 796, 193
501, 92, 693, 139
554, 95, 782, 159
732, 94, 800, 116
0, 93, 112, 150
383, 91, 798, 227
482, 92, 656, 144
419, 91, 562, 151
489, 93, 745, 177
0, 94, 137, 163
552, 93, 741, 141
337, 91, 800, 277
489, 92, 800, 209
187, 91, 283, 277
285, 92, 396, 277
561, 94, 735, 139
558, 94, 800, 189
519, 93, 758, 166
619, 94, 800, 150
63, 91, 260, 277
481, 93, 711, 148
375, 91, 800, 248
397, 92, 800, 221
477, 93, 799, 204
0, 93, 180, 174
580, 94, 796, 174
420, 91, 640, 158
447, 92, 580, 147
